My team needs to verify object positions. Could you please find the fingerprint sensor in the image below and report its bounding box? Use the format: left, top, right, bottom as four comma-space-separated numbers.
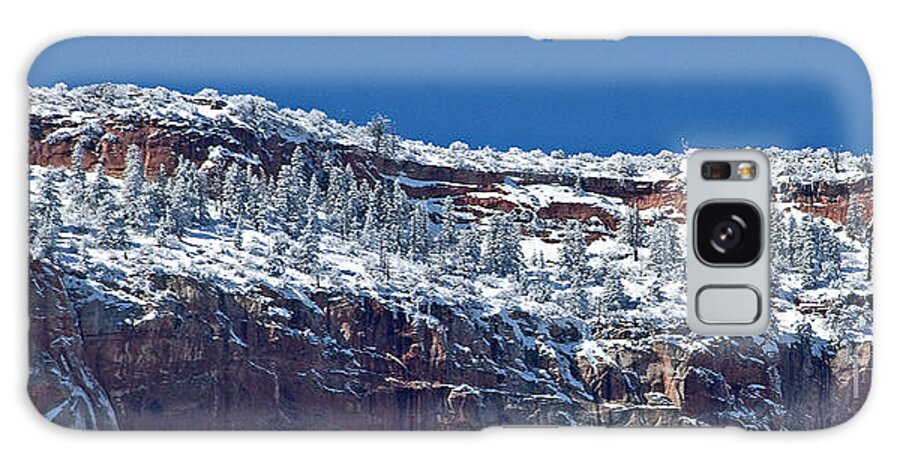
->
696, 286, 761, 324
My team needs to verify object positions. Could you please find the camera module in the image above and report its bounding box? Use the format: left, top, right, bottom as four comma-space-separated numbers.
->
694, 202, 762, 265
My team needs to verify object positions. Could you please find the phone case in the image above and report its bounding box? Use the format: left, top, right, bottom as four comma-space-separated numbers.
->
27, 37, 872, 430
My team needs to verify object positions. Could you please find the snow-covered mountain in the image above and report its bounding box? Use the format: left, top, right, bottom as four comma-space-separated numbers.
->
27, 83, 872, 430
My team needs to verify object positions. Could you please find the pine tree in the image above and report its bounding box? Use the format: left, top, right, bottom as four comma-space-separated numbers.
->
154, 204, 177, 247
786, 214, 799, 269
362, 181, 383, 248
366, 114, 393, 156
377, 238, 391, 281
30, 169, 64, 260
266, 231, 291, 275
600, 268, 628, 311
501, 216, 525, 277
610, 154, 639, 179
483, 213, 524, 277
826, 296, 849, 343
561, 286, 590, 315
122, 144, 150, 232
292, 164, 310, 225
192, 168, 210, 225
66, 142, 88, 226
270, 162, 307, 237
297, 215, 321, 276
770, 208, 788, 273
305, 175, 322, 216
846, 195, 866, 241
831, 150, 841, 174
221, 162, 247, 225
558, 221, 589, 285
648, 219, 682, 278
28, 202, 50, 260
331, 183, 350, 236
817, 222, 842, 286
270, 164, 292, 227
619, 203, 643, 261
254, 175, 270, 232
86, 151, 106, 218
387, 180, 410, 253
43, 169, 64, 232
865, 224, 874, 281
798, 214, 818, 289
436, 197, 458, 258
530, 254, 554, 304
146, 165, 169, 226
453, 226, 482, 278
166, 157, 197, 238
244, 167, 268, 232
382, 181, 399, 250
340, 169, 362, 239
324, 163, 347, 219
358, 181, 391, 277
230, 214, 244, 250
408, 202, 431, 261
573, 175, 585, 196
482, 217, 501, 275
557, 221, 591, 314
356, 177, 373, 211
90, 155, 127, 249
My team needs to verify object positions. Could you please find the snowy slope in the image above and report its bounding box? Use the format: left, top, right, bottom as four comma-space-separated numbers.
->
26, 83, 874, 430
32, 83, 870, 183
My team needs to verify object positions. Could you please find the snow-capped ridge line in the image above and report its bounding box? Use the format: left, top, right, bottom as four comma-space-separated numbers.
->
31, 83, 869, 185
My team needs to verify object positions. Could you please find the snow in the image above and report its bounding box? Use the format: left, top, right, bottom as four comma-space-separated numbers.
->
266, 306, 292, 319
28, 84, 875, 422
31, 84, 872, 194
524, 183, 620, 209
125, 309, 157, 326
577, 339, 617, 370
31, 149, 872, 350
205, 145, 262, 168
383, 174, 471, 189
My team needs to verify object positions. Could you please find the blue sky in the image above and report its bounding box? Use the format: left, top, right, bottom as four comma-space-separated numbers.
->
29, 37, 872, 155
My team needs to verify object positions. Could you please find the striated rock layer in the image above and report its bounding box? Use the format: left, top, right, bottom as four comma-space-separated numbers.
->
27, 84, 872, 430
29, 263, 870, 430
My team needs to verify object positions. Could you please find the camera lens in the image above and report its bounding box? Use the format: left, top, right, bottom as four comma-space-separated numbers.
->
710, 218, 743, 251
695, 202, 762, 265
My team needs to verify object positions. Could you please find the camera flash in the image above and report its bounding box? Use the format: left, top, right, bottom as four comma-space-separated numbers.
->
736, 162, 756, 180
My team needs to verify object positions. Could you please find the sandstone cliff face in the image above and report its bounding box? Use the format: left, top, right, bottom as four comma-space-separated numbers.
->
29, 117, 299, 178
27, 85, 872, 430
28, 117, 683, 233
28, 261, 119, 430
33, 115, 869, 238
30, 262, 870, 430
780, 177, 874, 225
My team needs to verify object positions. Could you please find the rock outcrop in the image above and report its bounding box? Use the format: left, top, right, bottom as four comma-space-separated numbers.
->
29, 262, 871, 430
28, 115, 680, 232
27, 84, 872, 430
28, 261, 119, 430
